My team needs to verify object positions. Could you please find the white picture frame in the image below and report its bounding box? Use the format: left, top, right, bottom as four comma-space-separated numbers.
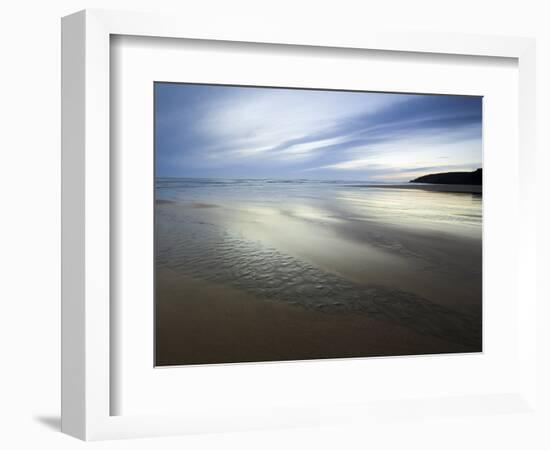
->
61, 9, 537, 441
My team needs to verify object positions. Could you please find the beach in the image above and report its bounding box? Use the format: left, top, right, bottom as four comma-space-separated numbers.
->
155, 178, 482, 366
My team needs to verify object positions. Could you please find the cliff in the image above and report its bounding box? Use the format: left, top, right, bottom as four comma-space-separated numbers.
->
410, 168, 482, 185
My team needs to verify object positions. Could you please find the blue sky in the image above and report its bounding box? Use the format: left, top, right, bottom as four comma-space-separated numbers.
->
155, 83, 482, 182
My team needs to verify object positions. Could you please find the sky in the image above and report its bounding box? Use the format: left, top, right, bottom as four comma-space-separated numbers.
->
155, 83, 482, 182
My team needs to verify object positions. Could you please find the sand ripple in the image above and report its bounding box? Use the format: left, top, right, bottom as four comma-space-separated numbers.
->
157, 207, 481, 350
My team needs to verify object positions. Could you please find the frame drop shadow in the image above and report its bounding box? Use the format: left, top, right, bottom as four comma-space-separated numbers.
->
34, 415, 61, 432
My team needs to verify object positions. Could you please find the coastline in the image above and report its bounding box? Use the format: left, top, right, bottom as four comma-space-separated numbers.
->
357, 184, 482, 194
155, 182, 482, 366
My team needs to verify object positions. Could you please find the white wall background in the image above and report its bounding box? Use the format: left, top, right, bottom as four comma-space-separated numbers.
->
0, 0, 548, 448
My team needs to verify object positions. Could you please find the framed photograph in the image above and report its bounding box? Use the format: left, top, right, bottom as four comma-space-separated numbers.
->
153, 82, 483, 367
61, 9, 538, 440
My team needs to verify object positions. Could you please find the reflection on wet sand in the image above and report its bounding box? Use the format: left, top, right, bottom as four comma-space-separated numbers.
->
155, 179, 482, 366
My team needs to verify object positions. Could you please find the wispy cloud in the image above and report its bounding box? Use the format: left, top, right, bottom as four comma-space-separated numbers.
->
155, 83, 482, 181
311, 123, 481, 181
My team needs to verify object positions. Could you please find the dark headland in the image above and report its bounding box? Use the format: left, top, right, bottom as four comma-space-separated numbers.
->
410, 168, 482, 185
361, 168, 482, 193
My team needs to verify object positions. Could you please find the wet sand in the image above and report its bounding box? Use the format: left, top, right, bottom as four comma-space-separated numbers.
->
155, 269, 472, 366
155, 181, 482, 366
